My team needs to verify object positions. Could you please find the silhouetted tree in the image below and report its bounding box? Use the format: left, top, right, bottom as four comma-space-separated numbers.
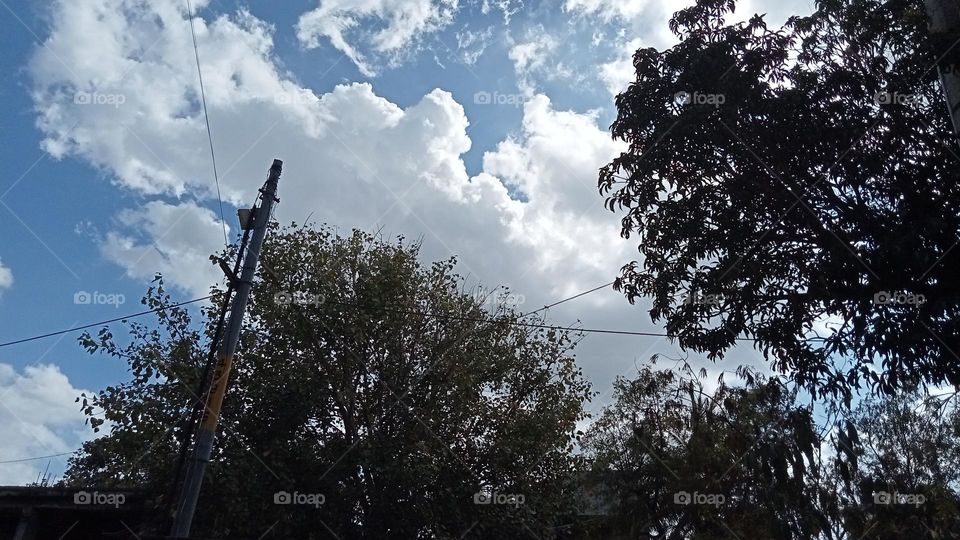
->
600, 0, 960, 400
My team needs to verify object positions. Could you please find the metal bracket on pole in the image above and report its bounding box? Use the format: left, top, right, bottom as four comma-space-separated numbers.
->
216, 258, 240, 287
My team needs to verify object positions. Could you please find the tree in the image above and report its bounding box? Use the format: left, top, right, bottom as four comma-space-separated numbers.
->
582, 361, 829, 538
599, 0, 960, 400
66, 225, 592, 539
832, 390, 960, 537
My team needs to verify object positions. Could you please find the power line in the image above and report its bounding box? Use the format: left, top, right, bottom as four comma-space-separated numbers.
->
317, 296, 804, 343
0, 452, 74, 464
185, 0, 229, 248
521, 281, 615, 317
0, 296, 213, 349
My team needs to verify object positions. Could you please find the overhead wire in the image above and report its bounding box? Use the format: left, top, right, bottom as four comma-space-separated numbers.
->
0, 452, 74, 464
0, 296, 213, 348
0, 278, 834, 351
185, 0, 229, 248
0, 278, 828, 466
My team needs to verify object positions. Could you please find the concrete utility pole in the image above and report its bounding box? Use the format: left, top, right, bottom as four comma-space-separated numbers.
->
924, 0, 960, 141
170, 159, 283, 538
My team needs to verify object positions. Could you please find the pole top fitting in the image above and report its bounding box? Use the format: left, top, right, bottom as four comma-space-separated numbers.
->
271, 159, 283, 172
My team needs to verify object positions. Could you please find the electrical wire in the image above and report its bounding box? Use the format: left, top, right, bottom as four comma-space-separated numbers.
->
0, 296, 213, 348
185, 0, 229, 248
0, 452, 74, 464
0, 277, 836, 351
520, 281, 615, 318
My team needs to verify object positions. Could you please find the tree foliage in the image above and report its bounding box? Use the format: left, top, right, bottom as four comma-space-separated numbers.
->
66, 225, 592, 539
583, 362, 829, 538
600, 0, 960, 399
832, 390, 960, 537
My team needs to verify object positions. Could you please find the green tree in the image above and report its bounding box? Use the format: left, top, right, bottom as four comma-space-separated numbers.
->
832, 390, 960, 537
66, 225, 592, 539
582, 361, 829, 538
600, 0, 960, 399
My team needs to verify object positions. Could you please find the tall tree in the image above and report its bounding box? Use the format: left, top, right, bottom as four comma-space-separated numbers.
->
582, 362, 829, 538
832, 390, 960, 537
66, 225, 591, 539
600, 0, 960, 399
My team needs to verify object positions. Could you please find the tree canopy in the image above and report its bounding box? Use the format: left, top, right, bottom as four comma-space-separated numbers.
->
66, 225, 592, 538
600, 0, 960, 399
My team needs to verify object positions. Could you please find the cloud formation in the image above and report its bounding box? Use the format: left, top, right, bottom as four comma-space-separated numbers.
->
0, 259, 12, 295
296, 0, 460, 75
0, 363, 92, 485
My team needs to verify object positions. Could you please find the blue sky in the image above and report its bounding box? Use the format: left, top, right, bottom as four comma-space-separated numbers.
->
0, 0, 813, 483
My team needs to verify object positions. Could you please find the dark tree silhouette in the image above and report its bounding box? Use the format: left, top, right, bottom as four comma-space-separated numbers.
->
600, 0, 960, 400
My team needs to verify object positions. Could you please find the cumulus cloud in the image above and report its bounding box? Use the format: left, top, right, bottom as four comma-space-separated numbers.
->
100, 201, 228, 298
29, 0, 700, 417
598, 37, 643, 97
296, 0, 460, 76
0, 258, 12, 295
0, 363, 92, 485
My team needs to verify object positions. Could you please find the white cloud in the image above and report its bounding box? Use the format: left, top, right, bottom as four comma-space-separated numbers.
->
456, 26, 494, 65
481, 0, 522, 25
599, 37, 643, 96
296, 0, 460, 76
0, 363, 92, 485
0, 258, 12, 295
507, 29, 579, 93
100, 201, 228, 298
29, 0, 694, 419
508, 32, 558, 75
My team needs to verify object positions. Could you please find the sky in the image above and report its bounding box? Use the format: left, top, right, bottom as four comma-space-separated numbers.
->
0, 0, 816, 484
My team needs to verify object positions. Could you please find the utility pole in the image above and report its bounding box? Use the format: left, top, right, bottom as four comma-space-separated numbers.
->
170, 159, 283, 538
924, 0, 960, 141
